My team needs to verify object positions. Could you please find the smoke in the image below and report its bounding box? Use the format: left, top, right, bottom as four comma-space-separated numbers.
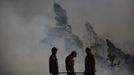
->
0, 1, 83, 75
56, 0, 134, 43
0, 0, 134, 75
0, 1, 52, 75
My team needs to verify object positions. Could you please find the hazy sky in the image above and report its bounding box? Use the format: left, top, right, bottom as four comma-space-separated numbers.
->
0, 0, 134, 43
0, 0, 134, 75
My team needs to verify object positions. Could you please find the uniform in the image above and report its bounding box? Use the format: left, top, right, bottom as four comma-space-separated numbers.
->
84, 53, 96, 75
65, 55, 76, 75
49, 55, 59, 75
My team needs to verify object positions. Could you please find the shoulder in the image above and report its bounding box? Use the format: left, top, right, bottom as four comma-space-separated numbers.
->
66, 55, 70, 59
50, 55, 56, 60
49, 55, 52, 58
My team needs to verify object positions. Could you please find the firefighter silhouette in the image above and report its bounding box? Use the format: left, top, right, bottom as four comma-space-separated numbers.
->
65, 51, 77, 75
84, 47, 96, 75
49, 47, 59, 75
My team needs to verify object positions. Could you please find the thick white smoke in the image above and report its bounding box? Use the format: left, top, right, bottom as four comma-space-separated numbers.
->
0, 0, 134, 75
0, 3, 84, 74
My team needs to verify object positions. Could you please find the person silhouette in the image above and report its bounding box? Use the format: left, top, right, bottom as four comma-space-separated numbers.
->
84, 48, 96, 75
65, 51, 77, 75
49, 47, 59, 75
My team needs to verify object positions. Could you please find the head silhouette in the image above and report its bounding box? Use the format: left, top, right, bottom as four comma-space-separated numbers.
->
51, 47, 57, 55
70, 51, 77, 58
85, 47, 92, 54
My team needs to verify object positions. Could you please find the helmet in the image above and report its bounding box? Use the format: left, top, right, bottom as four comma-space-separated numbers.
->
71, 51, 77, 57
85, 47, 91, 53
51, 47, 57, 53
